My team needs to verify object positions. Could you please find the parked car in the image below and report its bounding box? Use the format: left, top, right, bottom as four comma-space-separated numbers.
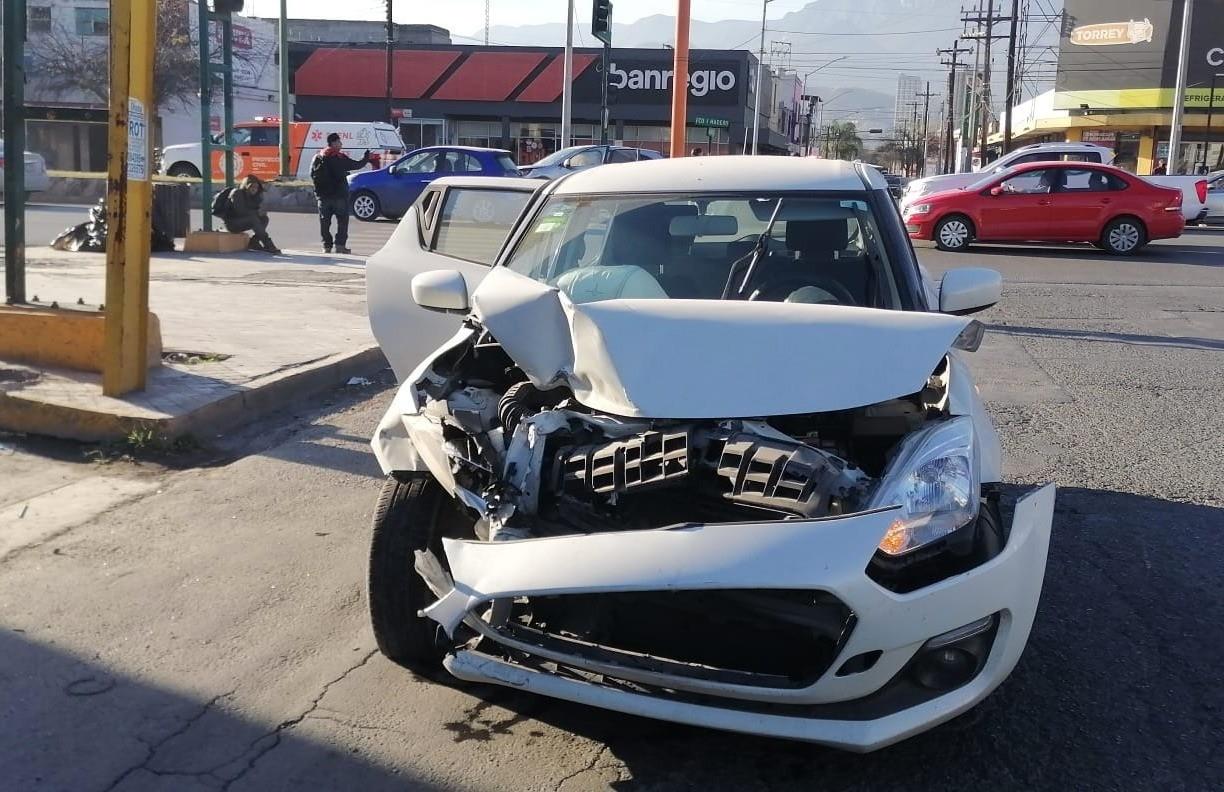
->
518, 144, 663, 179
0, 140, 51, 197
1205, 170, 1224, 223
1141, 173, 1210, 223
347, 146, 520, 222
159, 119, 403, 180
903, 161, 1184, 255
902, 142, 1115, 210
362, 156, 1056, 752
864, 164, 906, 198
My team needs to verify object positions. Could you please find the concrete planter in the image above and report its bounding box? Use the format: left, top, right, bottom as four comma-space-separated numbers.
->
34, 174, 320, 214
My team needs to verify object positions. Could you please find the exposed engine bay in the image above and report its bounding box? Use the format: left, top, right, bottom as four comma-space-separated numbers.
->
409, 324, 952, 543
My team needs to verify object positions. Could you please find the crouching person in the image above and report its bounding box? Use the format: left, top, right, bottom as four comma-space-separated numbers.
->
224, 176, 281, 254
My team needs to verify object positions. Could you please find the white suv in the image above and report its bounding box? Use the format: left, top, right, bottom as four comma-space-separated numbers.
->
902, 142, 1115, 209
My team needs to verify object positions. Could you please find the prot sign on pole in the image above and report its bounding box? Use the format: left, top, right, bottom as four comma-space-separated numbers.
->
102, 0, 156, 396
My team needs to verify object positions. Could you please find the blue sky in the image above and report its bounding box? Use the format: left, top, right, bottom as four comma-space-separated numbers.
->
244, 1, 815, 41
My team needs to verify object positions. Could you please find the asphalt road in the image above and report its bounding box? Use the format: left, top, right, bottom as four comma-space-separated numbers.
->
2, 229, 1222, 790
8, 203, 399, 258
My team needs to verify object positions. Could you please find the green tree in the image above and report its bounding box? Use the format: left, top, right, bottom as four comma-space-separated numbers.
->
823, 121, 863, 161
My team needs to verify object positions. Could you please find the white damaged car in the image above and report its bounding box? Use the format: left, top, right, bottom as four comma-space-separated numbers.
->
364, 157, 1055, 752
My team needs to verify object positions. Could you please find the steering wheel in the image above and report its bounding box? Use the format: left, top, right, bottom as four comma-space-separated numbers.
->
748, 277, 857, 305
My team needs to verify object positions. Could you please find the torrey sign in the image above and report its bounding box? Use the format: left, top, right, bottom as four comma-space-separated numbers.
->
1069, 18, 1154, 46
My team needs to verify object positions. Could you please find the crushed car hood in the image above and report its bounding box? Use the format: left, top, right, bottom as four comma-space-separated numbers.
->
471, 267, 972, 419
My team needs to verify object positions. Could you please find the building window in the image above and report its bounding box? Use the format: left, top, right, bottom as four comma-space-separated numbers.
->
28, 6, 52, 34
74, 8, 109, 36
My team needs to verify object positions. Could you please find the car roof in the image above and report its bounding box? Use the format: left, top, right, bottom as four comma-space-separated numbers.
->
1003, 160, 1127, 174
1014, 141, 1111, 151
410, 145, 510, 154
552, 156, 870, 194
428, 176, 542, 191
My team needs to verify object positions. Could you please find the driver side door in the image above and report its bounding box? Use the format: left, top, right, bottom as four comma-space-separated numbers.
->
976, 168, 1058, 240
382, 151, 440, 215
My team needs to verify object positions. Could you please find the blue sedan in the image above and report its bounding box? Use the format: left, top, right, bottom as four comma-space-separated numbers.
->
347, 146, 520, 222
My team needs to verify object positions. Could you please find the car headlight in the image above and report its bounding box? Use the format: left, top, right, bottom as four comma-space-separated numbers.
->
905, 203, 931, 216
869, 416, 978, 556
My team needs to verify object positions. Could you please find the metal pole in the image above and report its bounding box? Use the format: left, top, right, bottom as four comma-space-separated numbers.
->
103, 0, 155, 396
3, 0, 27, 304
278, 0, 290, 178
921, 81, 931, 177
670, 0, 691, 157
222, 15, 235, 187
600, 43, 610, 144
1206, 73, 1219, 173
561, 0, 574, 148
198, 0, 213, 230
979, 0, 993, 168
385, 0, 394, 125
751, 0, 769, 154
945, 48, 958, 173
1167, 0, 1193, 174
1003, 0, 1019, 153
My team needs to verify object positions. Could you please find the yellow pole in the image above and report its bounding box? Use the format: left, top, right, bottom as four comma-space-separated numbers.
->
103, 0, 156, 396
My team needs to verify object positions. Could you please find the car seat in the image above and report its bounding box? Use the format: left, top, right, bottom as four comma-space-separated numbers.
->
602, 203, 699, 297
1087, 172, 1109, 192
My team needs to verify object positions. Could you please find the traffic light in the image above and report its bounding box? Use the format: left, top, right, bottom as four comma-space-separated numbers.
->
592, 0, 613, 45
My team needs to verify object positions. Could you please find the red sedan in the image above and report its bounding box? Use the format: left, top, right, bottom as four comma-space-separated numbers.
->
904, 161, 1184, 255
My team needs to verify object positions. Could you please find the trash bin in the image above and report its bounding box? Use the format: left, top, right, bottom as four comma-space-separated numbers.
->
152, 182, 191, 239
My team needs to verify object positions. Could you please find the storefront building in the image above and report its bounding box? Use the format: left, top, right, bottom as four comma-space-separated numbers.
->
291, 45, 792, 161
994, 0, 1224, 174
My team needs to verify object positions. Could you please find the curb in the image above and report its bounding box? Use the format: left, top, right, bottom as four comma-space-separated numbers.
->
0, 346, 387, 443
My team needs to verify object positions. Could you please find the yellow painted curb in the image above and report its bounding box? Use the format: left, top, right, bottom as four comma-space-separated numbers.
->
0, 305, 161, 372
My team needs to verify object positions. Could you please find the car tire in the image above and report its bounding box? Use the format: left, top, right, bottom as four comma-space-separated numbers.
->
351, 190, 381, 222
166, 163, 201, 178
368, 472, 475, 672
1100, 216, 1147, 255
934, 215, 974, 252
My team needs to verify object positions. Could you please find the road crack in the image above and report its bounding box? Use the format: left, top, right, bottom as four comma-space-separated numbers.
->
552, 744, 611, 792
216, 649, 378, 790
100, 690, 236, 792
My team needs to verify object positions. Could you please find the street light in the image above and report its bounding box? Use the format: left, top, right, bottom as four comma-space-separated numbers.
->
800, 56, 847, 155
750, 0, 772, 155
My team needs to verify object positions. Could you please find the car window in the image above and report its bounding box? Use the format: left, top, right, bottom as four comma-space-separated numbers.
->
998, 169, 1059, 194
504, 193, 902, 309
568, 149, 603, 168
230, 128, 253, 146
1059, 169, 1125, 192
497, 154, 519, 173
376, 128, 404, 149
432, 188, 533, 265
607, 148, 637, 164
248, 127, 279, 146
397, 151, 437, 174
1063, 152, 1100, 163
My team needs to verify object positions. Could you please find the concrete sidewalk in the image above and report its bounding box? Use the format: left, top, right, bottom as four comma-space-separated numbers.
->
1, 246, 385, 442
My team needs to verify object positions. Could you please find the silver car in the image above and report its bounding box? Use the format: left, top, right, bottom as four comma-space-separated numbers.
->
0, 140, 51, 198
519, 144, 663, 180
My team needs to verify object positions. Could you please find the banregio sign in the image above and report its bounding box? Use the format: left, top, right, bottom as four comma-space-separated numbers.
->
576, 56, 743, 106
1056, 0, 1224, 109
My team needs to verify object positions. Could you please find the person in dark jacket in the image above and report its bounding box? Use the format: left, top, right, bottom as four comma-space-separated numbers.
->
311, 133, 371, 254
224, 176, 280, 254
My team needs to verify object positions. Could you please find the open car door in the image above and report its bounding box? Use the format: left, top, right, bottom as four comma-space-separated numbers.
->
367, 176, 544, 380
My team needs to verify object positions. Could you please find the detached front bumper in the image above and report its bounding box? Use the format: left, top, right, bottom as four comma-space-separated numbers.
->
430, 484, 1056, 752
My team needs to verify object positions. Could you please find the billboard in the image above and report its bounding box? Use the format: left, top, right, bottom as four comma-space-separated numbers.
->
1055, 0, 1224, 109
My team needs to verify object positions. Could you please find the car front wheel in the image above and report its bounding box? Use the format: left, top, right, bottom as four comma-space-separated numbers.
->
351, 190, 381, 222
368, 472, 476, 672
934, 215, 973, 252
1100, 217, 1146, 255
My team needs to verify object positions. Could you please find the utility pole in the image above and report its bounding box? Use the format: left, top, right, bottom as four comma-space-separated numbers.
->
385, 0, 395, 124
278, 0, 290, 178
939, 41, 971, 174
1168, 0, 1194, 174
3, 0, 27, 303
1003, 0, 1020, 152
918, 82, 935, 177
561, 0, 574, 147
962, 1, 1012, 167
751, 0, 772, 154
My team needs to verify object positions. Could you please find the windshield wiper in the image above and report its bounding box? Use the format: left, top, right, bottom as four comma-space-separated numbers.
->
719, 198, 785, 300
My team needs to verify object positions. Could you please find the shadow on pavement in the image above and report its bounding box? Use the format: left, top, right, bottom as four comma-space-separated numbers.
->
425, 487, 1224, 791
0, 630, 439, 791
987, 323, 1224, 352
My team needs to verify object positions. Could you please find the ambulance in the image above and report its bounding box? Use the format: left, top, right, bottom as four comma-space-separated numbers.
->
158, 119, 405, 181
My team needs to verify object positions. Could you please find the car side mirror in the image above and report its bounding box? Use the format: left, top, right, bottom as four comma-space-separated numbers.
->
989, 186, 1004, 196
411, 269, 469, 313
939, 267, 1001, 315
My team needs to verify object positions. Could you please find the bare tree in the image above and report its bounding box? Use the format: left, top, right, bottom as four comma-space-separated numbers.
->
29, 1, 216, 111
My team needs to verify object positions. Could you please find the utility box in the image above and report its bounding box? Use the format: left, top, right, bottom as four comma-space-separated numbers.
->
152, 182, 191, 238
